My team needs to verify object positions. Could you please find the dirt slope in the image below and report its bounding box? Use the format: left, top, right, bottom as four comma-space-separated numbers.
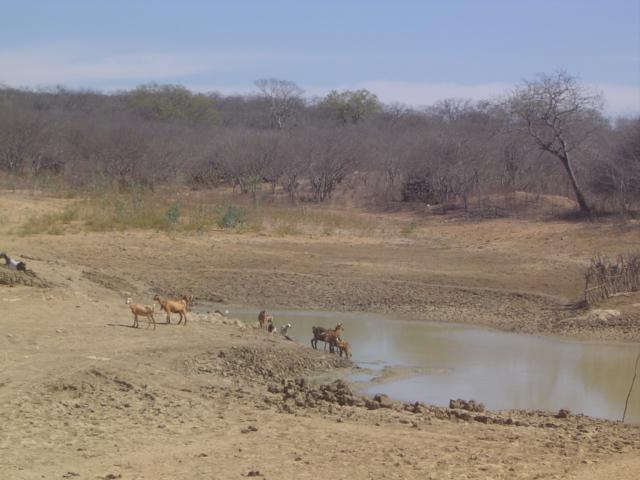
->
1, 192, 639, 479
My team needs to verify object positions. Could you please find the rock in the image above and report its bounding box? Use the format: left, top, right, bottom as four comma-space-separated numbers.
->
323, 392, 337, 403
457, 411, 471, 421
449, 398, 485, 412
374, 394, 393, 409
474, 415, 490, 424
587, 309, 622, 323
267, 384, 283, 394
366, 399, 381, 410
556, 409, 571, 419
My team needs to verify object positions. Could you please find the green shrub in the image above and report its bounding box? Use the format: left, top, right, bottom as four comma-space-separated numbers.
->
165, 201, 182, 227
401, 222, 417, 235
218, 204, 246, 229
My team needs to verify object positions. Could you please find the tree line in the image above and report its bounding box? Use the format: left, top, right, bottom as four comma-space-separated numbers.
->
0, 72, 638, 216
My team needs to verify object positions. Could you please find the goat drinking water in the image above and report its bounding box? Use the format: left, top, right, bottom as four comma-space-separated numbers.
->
311, 323, 343, 353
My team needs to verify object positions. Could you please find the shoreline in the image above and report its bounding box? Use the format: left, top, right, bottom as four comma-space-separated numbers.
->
213, 298, 640, 344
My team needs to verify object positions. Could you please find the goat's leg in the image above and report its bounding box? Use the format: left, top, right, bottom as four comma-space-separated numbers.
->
133, 314, 139, 328
183, 311, 187, 326
150, 313, 156, 330
165, 312, 171, 324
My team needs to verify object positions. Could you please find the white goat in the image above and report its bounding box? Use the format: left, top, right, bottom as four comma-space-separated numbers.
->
279, 323, 292, 336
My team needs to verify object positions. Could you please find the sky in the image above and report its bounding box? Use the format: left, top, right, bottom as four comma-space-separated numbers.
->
1, 0, 639, 115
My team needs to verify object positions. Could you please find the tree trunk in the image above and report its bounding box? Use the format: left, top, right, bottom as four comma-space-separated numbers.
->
560, 153, 591, 216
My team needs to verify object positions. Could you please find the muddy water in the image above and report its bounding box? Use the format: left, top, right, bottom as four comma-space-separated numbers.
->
223, 308, 640, 423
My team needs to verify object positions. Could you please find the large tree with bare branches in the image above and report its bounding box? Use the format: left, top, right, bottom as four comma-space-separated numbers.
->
254, 78, 304, 130
509, 71, 604, 215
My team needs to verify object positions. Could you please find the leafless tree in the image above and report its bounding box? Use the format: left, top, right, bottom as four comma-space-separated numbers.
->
589, 118, 640, 213
509, 71, 604, 215
254, 78, 304, 130
306, 129, 361, 202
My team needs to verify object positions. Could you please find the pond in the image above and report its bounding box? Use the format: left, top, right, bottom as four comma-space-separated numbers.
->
217, 307, 640, 423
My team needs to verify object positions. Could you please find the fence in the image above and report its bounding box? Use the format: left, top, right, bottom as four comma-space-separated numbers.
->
584, 253, 640, 305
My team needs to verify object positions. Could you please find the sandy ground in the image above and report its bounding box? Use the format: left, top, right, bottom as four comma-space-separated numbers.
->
1, 191, 640, 479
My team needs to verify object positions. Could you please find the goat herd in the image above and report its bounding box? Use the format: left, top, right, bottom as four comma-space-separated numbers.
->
125, 296, 352, 358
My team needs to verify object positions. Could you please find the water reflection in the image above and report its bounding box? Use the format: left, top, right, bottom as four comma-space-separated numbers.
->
223, 308, 640, 423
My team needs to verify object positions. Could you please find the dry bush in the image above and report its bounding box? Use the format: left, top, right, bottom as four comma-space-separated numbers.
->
1, 80, 639, 219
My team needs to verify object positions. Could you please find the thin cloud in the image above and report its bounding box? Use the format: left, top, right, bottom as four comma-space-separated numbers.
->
355, 80, 512, 107
346, 80, 639, 116
0, 46, 286, 86
1, 47, 637, 116
171, 81, 640, 117
589, 83, 640, 117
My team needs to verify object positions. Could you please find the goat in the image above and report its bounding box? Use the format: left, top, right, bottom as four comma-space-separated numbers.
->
0, 253, 26, 272
153, 295, 189, 326
267, 318, 276, 334
279, 323, 292, 336
258, 310, 273, 329
337, 340, 352, 358
311, 323, 343, 352
125, 298, 156, 330
258, 310, 271, 328
182, 294, 196, 310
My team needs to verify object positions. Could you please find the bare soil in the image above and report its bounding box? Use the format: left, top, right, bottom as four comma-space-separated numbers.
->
1, 191, 639, 479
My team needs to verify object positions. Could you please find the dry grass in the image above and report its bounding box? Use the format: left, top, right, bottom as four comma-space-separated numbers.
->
16, 188, 402, 237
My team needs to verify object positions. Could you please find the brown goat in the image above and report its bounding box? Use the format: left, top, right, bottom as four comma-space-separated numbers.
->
125, 298, 156, 330
258, 310, 273, 329
183, 294, 196, 309
337, 340, 351, 358
311, 323, 343, 352
154, 295, 189, 326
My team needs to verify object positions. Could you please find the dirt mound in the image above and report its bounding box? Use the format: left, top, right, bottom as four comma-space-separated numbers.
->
185, 344, 350, 383
0, 266, 47, 287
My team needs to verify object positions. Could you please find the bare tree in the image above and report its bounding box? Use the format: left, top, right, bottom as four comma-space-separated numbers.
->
0, 109, 44, 175
509, 71, 604, 215
306, 129, 360, 202
254, 78, 304, 130
589, 118, 640, 213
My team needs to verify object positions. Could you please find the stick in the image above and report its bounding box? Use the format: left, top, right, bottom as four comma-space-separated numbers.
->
623, 350, 640, 422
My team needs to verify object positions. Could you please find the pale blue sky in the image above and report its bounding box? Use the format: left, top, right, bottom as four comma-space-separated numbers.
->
1, 0, 639, 114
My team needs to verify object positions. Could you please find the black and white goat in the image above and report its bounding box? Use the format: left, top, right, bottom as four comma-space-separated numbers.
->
0, 253, 26, 271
